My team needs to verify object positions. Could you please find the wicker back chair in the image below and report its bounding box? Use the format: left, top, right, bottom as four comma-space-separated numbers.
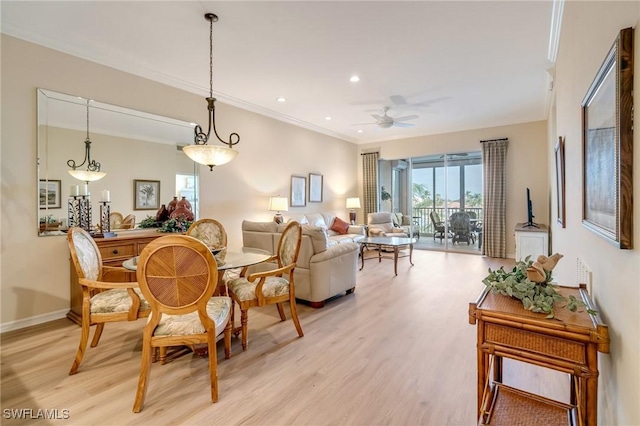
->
121, 214, 136, 229
109, 212, 124, 230
226, 221, 304, 351
449, 211, 475, 245
430, 211, 447, 242
67, 227, 150, 375
133, 234, 232, 413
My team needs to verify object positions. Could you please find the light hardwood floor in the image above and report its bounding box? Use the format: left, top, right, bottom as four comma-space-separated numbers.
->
1, 250, 567, 425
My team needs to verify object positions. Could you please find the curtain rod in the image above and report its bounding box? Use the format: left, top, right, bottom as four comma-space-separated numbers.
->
480, 138, 508, 143
360, 152, 380, 156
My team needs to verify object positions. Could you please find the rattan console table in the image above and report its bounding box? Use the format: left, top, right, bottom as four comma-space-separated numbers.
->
469, 284, 609, 425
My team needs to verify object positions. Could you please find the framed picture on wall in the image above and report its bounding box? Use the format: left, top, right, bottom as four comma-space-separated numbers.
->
134, 179, 160, 210
555, 137, 565, 228
581, 27, 633, 249
39, 179, 61, 209
290, 175, 306, 207
309, 173, 323, 203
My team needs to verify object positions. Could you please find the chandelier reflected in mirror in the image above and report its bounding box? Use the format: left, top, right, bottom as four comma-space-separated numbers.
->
67, 99, 106, 183
183, 12, 240, 171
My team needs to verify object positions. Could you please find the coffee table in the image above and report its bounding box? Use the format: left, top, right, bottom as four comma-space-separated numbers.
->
358, 236, 416, 275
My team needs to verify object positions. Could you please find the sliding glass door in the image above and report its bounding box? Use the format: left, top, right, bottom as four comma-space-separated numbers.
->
411, 152, 483, 253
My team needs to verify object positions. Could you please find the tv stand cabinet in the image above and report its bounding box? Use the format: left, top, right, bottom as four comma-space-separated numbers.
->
514, 222, 548, 261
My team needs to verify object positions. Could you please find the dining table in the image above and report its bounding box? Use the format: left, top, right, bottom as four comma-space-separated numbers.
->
122, 246, 272, 295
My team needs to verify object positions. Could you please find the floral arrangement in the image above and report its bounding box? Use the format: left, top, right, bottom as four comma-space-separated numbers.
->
482, 254, 594, 319
138, 216, 162, 228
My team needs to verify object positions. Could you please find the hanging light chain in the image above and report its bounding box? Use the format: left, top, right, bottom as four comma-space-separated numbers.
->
67, 99, 101, 172
193, 13, 240, 150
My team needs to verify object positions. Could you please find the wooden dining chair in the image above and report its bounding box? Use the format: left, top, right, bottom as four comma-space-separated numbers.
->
132, 234, 232, 413
67, 227, 150, 375
226, 221, 304, 351
186, 218, 228, 250
121, 214, 136, 229
109, 212, 124, 230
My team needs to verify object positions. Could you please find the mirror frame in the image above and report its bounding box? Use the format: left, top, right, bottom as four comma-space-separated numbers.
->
37, 88, 199, 236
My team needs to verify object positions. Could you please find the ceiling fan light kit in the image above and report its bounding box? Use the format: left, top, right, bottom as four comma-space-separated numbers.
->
355, 106, 419, 129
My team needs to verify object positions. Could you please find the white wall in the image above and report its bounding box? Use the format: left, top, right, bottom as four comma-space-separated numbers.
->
359, 120, 549, 257
0, 35, 358, 328
550, 2, 640, 424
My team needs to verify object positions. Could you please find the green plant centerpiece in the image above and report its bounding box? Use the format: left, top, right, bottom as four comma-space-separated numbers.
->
482, 253, 593, 319
138, 216, 162, 228
159, 216, 193, 233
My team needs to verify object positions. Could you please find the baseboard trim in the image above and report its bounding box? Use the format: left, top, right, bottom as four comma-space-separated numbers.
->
1, 309, 68, 334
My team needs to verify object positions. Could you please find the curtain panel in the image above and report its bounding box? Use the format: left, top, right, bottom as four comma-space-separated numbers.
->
362, 152, 379, 220
481, 139, 509, 258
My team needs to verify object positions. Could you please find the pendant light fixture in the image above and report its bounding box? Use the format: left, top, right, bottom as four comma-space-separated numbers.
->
183, 13, 240, 171
67, 99, 106, 182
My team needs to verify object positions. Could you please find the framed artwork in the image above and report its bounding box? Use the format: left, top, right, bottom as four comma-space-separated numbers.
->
554, 137, 565, 228
39, 179, 61, 209
134, 179, 160, 210
309, 173, 323, 203
290, 175, 306, 207
581, 27, 633, 249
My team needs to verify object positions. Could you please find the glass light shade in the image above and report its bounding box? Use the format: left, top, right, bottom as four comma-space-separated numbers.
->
183, 144, 238, 168
269, 197, 289, 212
346, 197, 361, 209
68, 169, 107, 182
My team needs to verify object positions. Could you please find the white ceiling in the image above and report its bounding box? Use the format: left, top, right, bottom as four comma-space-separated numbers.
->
2, 1, 555, 144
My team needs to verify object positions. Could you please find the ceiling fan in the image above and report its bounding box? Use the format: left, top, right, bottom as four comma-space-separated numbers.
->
353, 107, 419, 129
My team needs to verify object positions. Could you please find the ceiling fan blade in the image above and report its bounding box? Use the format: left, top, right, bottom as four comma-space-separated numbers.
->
370, 114, 384, 121
393, 122, 415, 128
393, 115, 419, 122
390, 95, 408, 106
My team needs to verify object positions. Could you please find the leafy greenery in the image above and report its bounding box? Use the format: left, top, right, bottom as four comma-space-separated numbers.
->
482, 256, 593, 319
139, 216, 161, 228
159, 216, 192, 233
412, 183, 482, 208
39, 214, 58, 224
381, 186, 392, 201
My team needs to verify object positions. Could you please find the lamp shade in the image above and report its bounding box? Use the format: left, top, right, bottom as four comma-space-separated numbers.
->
346, 197, 361, 209
68, 169, 107, 182
269, 197, 289, 212
183, 145, 238, 169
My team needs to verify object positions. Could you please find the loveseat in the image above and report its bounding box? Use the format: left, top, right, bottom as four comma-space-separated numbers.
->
241, 213, 365, 308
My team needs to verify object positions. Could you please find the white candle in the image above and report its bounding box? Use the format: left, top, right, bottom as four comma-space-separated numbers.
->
102, 190, 110, 202
70, 185, 79, 196
79, 184, 88, 196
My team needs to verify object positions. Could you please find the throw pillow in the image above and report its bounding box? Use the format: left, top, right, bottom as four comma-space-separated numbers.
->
331, 217, 350, 235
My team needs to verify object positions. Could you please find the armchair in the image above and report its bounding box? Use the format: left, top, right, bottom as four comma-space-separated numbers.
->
67, 227, 150, 375
430, 211, 447, 242
227, 221, 304, 351
133, 234, 232, 412
367, 212, 409, 238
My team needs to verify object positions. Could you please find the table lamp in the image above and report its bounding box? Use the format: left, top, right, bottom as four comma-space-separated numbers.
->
346, 197, 361, 224
269, 196, 288, 224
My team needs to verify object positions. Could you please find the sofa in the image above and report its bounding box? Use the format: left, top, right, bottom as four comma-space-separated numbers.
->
241, 213, 365, 308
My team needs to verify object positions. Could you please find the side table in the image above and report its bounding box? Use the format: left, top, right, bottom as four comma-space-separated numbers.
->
469, 284, 609, 425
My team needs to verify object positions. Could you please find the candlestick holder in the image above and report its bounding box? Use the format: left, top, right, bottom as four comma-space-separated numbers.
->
100, 201, 110, 233
68, 195, 92, 232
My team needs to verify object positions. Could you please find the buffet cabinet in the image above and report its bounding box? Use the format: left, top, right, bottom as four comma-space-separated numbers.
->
67, 230, 163, 325
469, 285, 609, 425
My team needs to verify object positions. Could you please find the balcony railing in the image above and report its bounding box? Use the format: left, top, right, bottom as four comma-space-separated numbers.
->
411, 207, 483, 235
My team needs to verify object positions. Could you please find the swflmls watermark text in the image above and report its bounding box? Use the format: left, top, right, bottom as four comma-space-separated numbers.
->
3, 409, 70, 420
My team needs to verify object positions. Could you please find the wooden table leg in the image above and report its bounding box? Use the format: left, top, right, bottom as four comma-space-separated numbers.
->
409, 242, 414, 266
359, 243, 365, 270
393, 246, 399, 275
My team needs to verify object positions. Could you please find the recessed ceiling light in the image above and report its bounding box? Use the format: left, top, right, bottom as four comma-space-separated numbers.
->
357, 129, 364, 133
350, 75, 360, 83
325, 116, 332, 121
276, 96, 286, 102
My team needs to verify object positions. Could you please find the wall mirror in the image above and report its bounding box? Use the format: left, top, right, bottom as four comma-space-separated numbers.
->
37, 88, 198, 236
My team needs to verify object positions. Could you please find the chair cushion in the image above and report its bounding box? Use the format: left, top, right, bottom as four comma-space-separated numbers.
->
152, 297, 231, 337
90, 288, 150, 314
330, 217, 350, 235
227, 276, 290, 302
